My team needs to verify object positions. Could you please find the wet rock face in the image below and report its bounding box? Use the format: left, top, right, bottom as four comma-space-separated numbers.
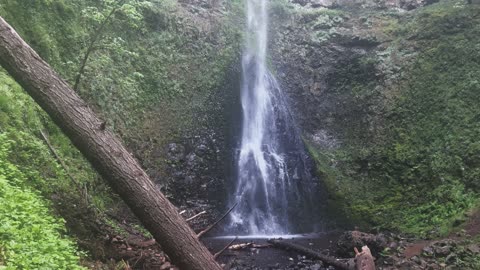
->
269, 0, 426, 153
269, 7, 386, 149
164, 132, 227, 207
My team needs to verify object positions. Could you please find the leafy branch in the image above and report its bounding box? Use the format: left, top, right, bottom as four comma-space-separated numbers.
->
73, 0, 127, 91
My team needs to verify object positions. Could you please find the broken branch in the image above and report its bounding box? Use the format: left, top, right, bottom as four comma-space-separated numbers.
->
39, 129, 86, 201
214, 237, 238, 259
197, 202, 238, 238
186, 211, 207, 222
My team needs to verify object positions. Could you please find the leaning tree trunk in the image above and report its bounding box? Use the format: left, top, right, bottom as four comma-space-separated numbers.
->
0, 16, 222, 270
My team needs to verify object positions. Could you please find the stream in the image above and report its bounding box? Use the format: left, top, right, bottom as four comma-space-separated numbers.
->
205, 232, 342, 269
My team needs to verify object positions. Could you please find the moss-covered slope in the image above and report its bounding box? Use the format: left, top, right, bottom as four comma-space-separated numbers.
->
0, 0, 244, 266
271, 0, 480, 236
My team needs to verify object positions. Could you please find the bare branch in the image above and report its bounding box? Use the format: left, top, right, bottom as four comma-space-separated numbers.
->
186, 211, 207, 222
213, 237, 238, 259
197, 202, 238, 238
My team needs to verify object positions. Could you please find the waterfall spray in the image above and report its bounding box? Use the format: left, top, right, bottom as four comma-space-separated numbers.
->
229, 0, 320, 235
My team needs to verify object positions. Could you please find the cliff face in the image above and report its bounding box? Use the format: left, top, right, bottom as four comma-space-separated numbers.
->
269, 0, 480, 235
1, 0, 478, 242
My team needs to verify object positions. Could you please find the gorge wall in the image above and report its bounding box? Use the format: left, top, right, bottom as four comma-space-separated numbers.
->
268, 0, 480, 235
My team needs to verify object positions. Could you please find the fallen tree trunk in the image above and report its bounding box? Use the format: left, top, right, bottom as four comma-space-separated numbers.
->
0, 16, 222, 270
268, 239, 353, 270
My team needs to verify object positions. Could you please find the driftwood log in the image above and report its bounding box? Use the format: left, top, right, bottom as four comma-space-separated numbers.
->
268, 239, 375, 270
268, 239, 352, 270
228, 242, 272, 250
354, 246, 376, 270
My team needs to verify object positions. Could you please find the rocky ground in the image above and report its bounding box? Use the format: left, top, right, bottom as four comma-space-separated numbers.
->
207, 210, 480, 270
79, 200, 478, 269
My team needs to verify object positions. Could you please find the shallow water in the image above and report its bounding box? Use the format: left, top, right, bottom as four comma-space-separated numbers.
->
204, 232, 342, 269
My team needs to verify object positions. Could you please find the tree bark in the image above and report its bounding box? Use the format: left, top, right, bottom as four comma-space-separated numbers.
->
0, 16, 221, 270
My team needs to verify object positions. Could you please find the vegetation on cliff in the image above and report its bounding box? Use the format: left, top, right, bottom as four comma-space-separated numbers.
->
0, 0, 242, 268
1, 0, 479, 268
298, 0, 480, 236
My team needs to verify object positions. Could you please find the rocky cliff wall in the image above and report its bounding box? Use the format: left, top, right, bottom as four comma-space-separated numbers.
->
268, 0, 480, 234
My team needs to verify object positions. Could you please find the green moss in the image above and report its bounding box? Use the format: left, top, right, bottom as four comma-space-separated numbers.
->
0, 1, 244, 264
305, 0, 480, 236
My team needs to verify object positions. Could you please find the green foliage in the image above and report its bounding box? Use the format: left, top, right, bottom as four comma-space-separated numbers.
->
0, 0, 244, 265
0, 70, 118, 265
0, 71, 106, 197
0, 0, 85, 79
0, 0, 243, 210
0, 134, 85, 269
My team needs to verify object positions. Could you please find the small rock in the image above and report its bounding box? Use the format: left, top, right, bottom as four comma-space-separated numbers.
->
434, 245, 451, 257
389, 242, 398, 249
411, 255, 421, 264
467, 244, 480, 254
335, 231, 388, 257
445, 253, 456, 264
383, 256, 396, 265
422, 246, 434, 257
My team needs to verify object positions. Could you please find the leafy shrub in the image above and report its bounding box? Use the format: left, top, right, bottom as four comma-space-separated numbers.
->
0, 135, 85, 269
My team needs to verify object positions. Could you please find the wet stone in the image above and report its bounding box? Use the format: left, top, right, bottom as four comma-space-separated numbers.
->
434, 245, 451, 257
422, 246, 434, 257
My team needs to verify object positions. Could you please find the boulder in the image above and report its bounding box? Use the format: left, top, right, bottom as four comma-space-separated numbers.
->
335, 231, 388, 257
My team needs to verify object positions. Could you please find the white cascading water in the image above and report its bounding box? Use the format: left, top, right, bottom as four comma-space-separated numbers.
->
229, 0, 319, 235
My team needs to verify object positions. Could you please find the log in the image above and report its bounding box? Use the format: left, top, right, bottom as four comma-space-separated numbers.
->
228, 242, 271, 250
228, 242, 253, 250
0, 16, 222, 270
354, 246, 375, 270
268, 239, 353, 270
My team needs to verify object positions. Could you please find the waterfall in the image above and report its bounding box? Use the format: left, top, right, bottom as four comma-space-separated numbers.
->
229, 0, 320, 235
